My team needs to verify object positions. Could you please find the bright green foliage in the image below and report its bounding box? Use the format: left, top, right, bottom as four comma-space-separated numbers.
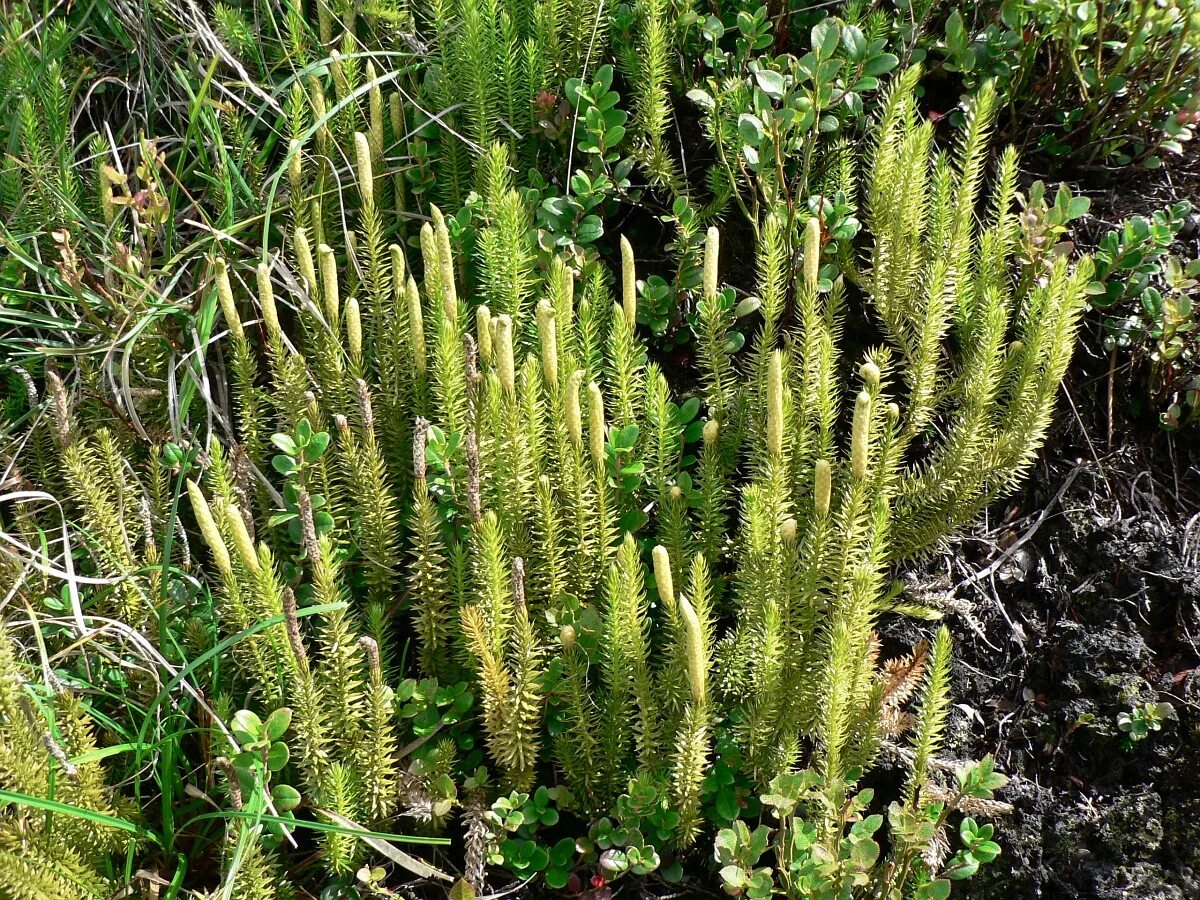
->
216, 708, 298, 900
0, 13, 83, 234
400, 70, 1082, 892
1117, 700, 1177, 746
861, 71, 1093, 559
712, 752, 1010, 897
184, 455, 417, 876
414, 0, 612, 211
0, 2, 1094, 886
629, 0, 680, 190
0, 630, 130, 899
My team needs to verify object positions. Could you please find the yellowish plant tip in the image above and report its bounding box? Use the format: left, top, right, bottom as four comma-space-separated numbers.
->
433, 206, 457, 319
476, 305, 493, 362
224, 504, 260, 573
389, 243, 407, 286
566, 370, 584, 448
214, 259, 243, 342
287, 139, 302, 190
346, 296, 363, 359
536, 300, 558, 388
389, 93, 403, 147
767, 351, 784, 460
295, 226, 317, 296
256, 263, 279, 337
318, 243, 339, 324
780, 517, 798, 543
187, 480, 231, 577
330, 50, 348, 101
366, 65, 384, 157
419, 221, 437, 271
815, 459, 832, 517
354, 132, 374, 208
620, 235, 637, 326
588, 382, 606, 470
652, 545, 675, 610
678, 593, 707, 705
851, 391, 871, 479
804, 217, 821, 290
860, 360, 881, 390
407, 276, 426, 375
704, 226, 720, 299
496, 314, 516, 395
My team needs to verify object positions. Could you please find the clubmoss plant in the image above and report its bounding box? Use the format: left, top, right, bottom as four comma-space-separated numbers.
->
0, 46, 1091, 894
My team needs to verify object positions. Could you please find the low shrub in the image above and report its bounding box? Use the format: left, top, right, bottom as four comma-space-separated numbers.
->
926, 0, 1200, 167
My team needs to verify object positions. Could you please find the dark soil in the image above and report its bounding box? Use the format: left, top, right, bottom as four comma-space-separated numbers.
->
896, 426, 1200, 900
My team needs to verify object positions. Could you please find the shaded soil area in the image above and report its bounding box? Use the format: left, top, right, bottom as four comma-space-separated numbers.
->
900, 429, 1200, 900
